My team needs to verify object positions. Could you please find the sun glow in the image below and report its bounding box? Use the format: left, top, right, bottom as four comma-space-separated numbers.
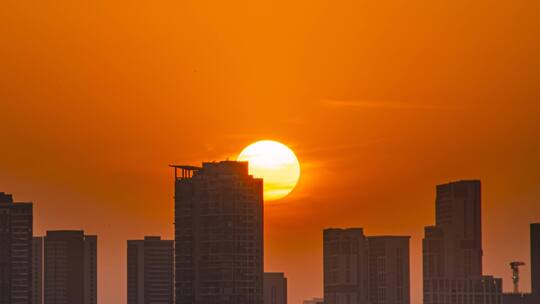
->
237, 140, 301, 201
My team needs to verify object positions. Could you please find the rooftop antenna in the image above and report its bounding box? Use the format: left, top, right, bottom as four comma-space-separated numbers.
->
510, 261, 526, 294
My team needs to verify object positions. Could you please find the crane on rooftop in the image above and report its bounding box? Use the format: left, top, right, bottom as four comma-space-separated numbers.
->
510, 261, 526, 294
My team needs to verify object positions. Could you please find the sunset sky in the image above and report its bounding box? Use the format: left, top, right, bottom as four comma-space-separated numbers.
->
1, 1, 540, 303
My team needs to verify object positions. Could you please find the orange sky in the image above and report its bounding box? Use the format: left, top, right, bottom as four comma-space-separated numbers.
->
1, 1, 540, 303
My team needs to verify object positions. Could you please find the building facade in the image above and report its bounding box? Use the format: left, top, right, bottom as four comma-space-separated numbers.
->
323, 228, 410, 304
33, 237, 43, 304
424, 276, 502, 304
423, 180, 502, 304
367, 236, 410, 304
84, 235, 97, 304
263, 272, 287, 304
0, 192, 33, 304
172, 161, 264, 304
324, 228, 369, 304
44, 230, 97, 304
532, 223, 540, 300
502, 293, 534, 304
127, 236, 174, 304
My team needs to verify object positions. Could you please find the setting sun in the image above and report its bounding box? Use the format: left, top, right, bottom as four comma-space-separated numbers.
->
237, 140, 301, 201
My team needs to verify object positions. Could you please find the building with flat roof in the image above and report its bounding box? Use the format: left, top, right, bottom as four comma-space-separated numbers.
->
367, 236, 410, 304
423, 180, 502, 304
44, 230, 97, 304
323, 228, 411, 304
263, 272, 287, 304
172, 161, 264, 304
127, 236, 174, 304
324, 228, 369, 304
0, 192, 33, 304
532, 223, 540, 300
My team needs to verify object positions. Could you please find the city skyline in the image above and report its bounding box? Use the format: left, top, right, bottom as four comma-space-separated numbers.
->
2, 174, 539, 303
2, 1, 540, 303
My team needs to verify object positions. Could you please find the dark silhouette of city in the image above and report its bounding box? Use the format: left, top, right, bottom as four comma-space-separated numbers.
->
2, 164, 539, 304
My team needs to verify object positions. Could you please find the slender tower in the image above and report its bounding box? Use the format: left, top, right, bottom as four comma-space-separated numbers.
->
532, 223, 540, 299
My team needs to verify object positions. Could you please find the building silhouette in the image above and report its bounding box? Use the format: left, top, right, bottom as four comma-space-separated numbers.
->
84, 235, 97, 304
323, 228, 410, 304
367, 236, 410, 304
0, 192, 33, 304
44, 231, 97, 304
532, 223, 540, 300
502, 223, 540, 304
172, 161, 264, 304
302, 298, 324, 304
423, 180, 502, 304
324, 228, 368, 304
33, 237, 44, 304
127, 236, 174, 304
263, 272, 287, 304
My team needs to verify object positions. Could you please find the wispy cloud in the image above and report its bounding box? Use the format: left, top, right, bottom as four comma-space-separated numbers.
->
321, 99, 454, 110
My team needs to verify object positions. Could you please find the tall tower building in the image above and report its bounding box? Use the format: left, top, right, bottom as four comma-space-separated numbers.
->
323, 228, 369, 304
434, 180, 482, 277
33, 237, 44, 304
172, 161, 264, 304
423, 180, 502, 304
531, 223, 540, 299
323, 229, 410, 304
127, 236, 174, 304
0, 192, 33, 304
44, 230, 97, 304
367, 236, 410, 304
263, 272, 287, 304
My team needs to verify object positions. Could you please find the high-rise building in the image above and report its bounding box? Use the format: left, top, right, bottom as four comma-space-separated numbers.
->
531, 223, 540, 299
263, 272, 287, 304
0, 192, 33, 304
367, 236, 410, 304
323, 228, 410, 304
127, 236, 174, 304
33, 237, 44, 304
44, 230, 97, 304
423, 180, 502, 304
435, 180, 483, 278
323, 228, 369, 304
172, 161, 264, 304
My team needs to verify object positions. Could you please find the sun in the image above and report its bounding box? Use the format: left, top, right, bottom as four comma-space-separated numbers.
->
237, 140, 301, 201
